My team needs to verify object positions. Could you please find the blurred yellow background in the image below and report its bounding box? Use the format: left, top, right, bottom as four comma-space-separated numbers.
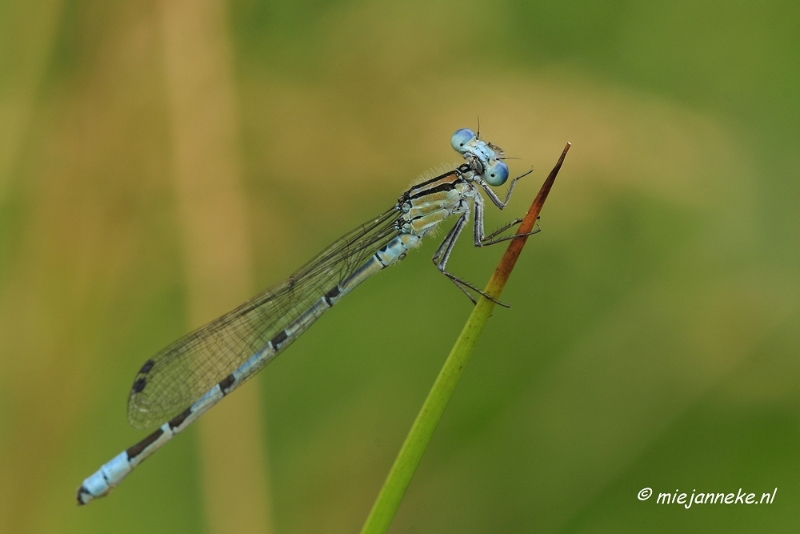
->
1, 0, 798, 532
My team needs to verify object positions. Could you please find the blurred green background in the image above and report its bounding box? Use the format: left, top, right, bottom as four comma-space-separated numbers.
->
2, 0, 799, 532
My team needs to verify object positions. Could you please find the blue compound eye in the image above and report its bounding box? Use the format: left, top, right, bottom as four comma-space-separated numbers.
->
451, 128, 476, 153
484, 160, 509, 186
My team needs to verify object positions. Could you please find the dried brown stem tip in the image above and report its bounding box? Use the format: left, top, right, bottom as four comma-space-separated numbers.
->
487, 142, 571, 296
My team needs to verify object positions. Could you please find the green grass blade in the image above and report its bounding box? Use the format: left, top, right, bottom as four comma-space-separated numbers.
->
359, 143, 571, 534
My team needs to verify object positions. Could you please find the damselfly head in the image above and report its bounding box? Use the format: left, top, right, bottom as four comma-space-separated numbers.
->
451, 128, 510, 186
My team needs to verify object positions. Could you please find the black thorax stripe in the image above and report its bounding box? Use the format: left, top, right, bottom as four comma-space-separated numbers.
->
406, 171, 460, 198
411, 170, 459, 190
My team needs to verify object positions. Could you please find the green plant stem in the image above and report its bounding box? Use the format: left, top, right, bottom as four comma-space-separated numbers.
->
359, 143, 571, 534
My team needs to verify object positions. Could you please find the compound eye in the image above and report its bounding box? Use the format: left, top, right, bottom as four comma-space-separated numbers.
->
484, 160, 509, 186
451, 128, 476, 153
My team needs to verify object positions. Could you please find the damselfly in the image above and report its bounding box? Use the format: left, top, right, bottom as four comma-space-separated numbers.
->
77, 128, 538, 505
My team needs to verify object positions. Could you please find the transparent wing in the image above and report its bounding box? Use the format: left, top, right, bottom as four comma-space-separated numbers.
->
127, 207, 401, 429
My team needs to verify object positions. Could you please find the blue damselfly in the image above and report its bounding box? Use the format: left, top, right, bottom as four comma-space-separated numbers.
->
77, 128, 537, 504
